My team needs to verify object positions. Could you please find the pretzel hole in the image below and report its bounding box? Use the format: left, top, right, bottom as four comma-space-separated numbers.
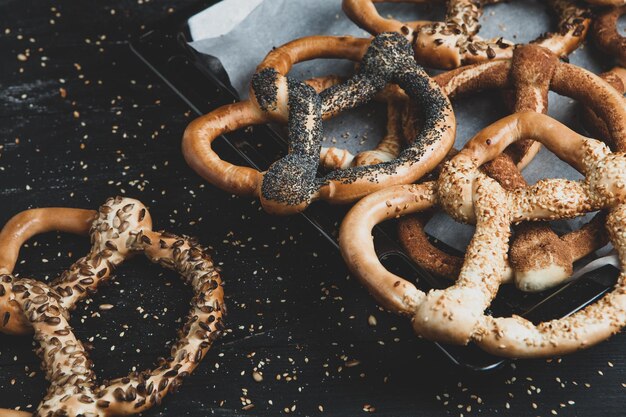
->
479, 1, 550, 45
619, 14, 625, 37
276, 59, 398, 171
319, 101, 389, 166
450, 91, 507, 150
70, 257, 193, 382
8, 231, 87, 279
0, 233, 201, 404
265, 100, 395, 173
0, 334, 45, 411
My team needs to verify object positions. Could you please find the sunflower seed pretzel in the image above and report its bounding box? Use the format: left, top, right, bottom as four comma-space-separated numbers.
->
0, 197, 225, 416
342, 0, 591, 68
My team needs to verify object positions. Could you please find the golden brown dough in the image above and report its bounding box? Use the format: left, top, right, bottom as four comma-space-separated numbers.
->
592, 5, 626, 66
582, 67, 626, 146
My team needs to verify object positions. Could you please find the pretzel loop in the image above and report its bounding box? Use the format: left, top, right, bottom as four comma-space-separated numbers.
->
0, 197, 225, 416
340, 110, 626, 357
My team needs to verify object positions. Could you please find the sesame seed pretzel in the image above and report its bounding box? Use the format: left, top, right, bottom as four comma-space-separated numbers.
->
398, 49, 626, 292
340, 110, 626, 358
342, 0, 591, 69
0, 197, 225, 416
183, 33, 455, 215
592, 5, 626, 67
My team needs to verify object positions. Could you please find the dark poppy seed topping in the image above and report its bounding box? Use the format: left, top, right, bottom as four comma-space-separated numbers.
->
259, 32, 451, 206
252, 67, 279, 112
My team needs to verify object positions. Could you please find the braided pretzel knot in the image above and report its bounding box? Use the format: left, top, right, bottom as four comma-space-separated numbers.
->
398, 52, 626, 291
0, 197, 224, 416
593, 5, 626, 67
341, 112, 626, 358
342, 0, 591, 69
183, 33, 455, 215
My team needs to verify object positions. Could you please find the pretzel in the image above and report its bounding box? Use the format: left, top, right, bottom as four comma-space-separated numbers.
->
592, 5, 626, 67
183, 33, 455, 215
0, 197, 225, 416
342, 0, 591, 69
397, 47, 626, 291
340, 110, 626, 358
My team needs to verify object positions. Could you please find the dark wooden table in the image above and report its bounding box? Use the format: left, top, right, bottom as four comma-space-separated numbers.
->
1, 1, 625, 416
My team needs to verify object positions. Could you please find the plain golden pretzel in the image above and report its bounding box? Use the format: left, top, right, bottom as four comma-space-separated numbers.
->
0, 197, 225, 416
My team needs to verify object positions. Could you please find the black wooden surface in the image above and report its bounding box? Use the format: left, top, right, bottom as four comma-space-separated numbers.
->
1, 1, 625, 416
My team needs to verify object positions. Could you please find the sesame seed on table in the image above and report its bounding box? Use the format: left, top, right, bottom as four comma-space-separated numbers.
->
1, 0, 626, 416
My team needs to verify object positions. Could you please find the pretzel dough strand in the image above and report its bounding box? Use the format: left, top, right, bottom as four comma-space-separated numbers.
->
582, 67, 626, 145
0, 208, 96, 276
592, 5, 626, 66
340, 111, 626, 358
0, 197, 225, 416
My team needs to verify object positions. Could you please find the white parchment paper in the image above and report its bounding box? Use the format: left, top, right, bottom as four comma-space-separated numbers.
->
187, 0, 615, 258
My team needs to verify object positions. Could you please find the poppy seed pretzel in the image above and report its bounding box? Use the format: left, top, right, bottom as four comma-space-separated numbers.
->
340, 111, 626, 358
398, 51, 626, 292
183, 33, 455, 215
0, 197, 225, 416
592, 5, 626, 67
342, 0, 591, 69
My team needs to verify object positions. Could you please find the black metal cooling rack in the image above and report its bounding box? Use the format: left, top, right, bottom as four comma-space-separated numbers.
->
129, 0, 620, 371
